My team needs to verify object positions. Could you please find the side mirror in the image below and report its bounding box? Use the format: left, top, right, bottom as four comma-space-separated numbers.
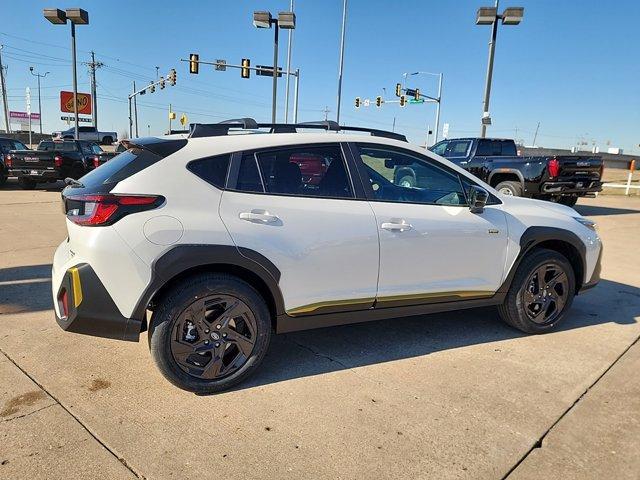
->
468, 185, 489, 213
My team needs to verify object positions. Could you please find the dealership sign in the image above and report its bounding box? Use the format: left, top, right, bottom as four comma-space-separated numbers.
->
9, 111, 40, 121
60, 91, 92, 115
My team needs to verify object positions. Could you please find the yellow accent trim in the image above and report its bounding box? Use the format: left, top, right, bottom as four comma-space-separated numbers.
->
286, 291, 494, 316
69, 267, 83, 307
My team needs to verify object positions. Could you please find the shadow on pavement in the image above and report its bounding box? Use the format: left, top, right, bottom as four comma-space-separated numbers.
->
575, 204, 640, 217
0, 264, 52, 314
2, 178, 65, 192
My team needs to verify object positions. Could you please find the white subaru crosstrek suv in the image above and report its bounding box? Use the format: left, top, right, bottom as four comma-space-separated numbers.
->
52, 119, 601, 393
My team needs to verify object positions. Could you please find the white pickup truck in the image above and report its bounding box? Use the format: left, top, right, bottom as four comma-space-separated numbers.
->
52, 126, 117, 145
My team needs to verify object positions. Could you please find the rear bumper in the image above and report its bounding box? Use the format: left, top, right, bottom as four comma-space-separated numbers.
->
541, 180, 603, 196
54, 263, 141, 342
9, 168, 62, 180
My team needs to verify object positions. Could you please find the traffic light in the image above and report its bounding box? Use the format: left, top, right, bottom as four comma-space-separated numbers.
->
375, 96, 382, 107
355, 97, 361, 108
399, 95, 406, 107
395, 83, 402, 97
148, 81, 155, 94
168, 69, 176, 86
415, 88, 420, 100
159, 76, 165, 89
189, 54, 199, 74
241, 58, 250, 79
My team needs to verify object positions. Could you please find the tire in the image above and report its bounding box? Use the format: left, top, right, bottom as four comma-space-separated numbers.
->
497, 248, 575, 334
101, 136, 113, 145
149, 273, 272, 393
18, 177, 37, 190
495, 180, 523, 197
0, 173, 6, 187
398, 174, 416, 188
557, 196, 578, 207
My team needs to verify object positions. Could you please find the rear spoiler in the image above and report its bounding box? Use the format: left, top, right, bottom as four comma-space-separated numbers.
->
121, 137, 187, 158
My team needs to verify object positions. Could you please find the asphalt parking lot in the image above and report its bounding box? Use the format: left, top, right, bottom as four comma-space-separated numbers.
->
1, 182, 639, 479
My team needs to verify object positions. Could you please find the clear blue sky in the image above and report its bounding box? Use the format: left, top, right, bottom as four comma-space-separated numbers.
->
1, 0, 638, 153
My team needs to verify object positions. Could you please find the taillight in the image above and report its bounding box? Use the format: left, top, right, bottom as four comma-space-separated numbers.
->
64, 194, 163, 226
5, 154, 11, 168
54, 155, 63, 168
548, 157, 560, 178
93, 156, 99, 168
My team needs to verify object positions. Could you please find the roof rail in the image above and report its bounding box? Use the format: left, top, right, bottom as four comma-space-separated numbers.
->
187, 118, 407, 142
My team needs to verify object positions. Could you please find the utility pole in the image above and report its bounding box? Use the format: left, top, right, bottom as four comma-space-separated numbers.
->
29, 67, 49, 135
532, 122, 540, 146
335, 0, 348, 124
133, 80, 139, 137
293, 68, 300, 124
0, 45, 10, 134
323, 106, 330, 121
169, 103, 172, 133
86, 51, 103, 129
284, 0, 294, 123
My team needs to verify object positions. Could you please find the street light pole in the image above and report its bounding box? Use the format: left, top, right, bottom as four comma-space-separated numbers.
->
70, 21, 79, 139
434, 73, 443, 143
480, 1, 499, 139
335, 0, 347, 125
293, 68, 300, 123
284, 0, 294, 123
271, 21, 279, 125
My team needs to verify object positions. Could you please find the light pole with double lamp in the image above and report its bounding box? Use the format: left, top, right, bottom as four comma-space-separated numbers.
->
252, 11, 296, 125
29, 67, 49, 135
43, 8, 89, 140
476, 2, 523, 137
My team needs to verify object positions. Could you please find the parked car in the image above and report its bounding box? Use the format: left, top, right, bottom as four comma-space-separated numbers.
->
428, 138, 603, 206
0, 137, 29, 186
52, 126, 117, 145
6, 139, 102, 189
93, 141, 127, 168
52, 120, 601, 393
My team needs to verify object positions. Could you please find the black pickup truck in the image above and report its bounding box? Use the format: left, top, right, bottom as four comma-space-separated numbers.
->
427, 138, 603, 206
0, 137, 30, 187
6, 139, 103, 189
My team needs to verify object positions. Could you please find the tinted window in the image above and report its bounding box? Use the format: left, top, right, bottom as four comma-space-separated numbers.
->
79, 148, 162, 187
187, 154, 231, 189
12, 141, 28, 151
358, 144, 466, 206
38, 141, 77, 152
444, 140, 471, 157
90, 144, 103, 154
0, 140, 11, 153
236, 154, 264, 193
476, 140, 516, 156
237, 145, 353, 199
431, 141, 447, 156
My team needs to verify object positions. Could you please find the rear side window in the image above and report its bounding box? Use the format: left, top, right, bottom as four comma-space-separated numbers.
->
79, 148, 162, 187
187, 154, 231, 189
444, 140, 471, 157
476, 140, 516, 156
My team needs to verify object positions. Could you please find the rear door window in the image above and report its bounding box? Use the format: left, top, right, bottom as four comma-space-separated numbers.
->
187, 154, 231, 189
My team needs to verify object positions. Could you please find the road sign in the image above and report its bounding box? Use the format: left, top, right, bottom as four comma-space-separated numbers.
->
169, 111, 176, 120
443, 123, 450, 138
215, 59, 226, 71
363, 98, 371, 107
256, 65, 283, 77
180, 113, 188, 126
481, 115, 492, 125
60, 91, 92, 115
409, 98, 425, 104
60, 115, 92, 123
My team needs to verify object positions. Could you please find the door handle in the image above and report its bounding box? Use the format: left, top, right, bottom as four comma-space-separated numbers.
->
239, 211, 280, 224
381, 221, 413, 232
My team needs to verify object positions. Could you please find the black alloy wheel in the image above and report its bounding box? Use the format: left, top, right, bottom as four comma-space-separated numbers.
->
170, 295, 257, 380
521, 262, 569, 325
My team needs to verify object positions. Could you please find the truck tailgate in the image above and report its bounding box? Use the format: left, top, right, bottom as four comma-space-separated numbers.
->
557, 156, 603, 180
9, 151, 55, 169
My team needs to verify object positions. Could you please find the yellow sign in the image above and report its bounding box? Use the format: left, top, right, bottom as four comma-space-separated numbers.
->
180, 113, 188, 126
169, 111, 176, 120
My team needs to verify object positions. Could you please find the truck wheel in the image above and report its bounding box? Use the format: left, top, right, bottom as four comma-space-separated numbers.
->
102, 136, 113, 145
497, 248, 575, 334
397, 174, 416, 188
495, 180, 523, 197
18, 177, 37, 190
0, 173, 6, 187
149, 273, 271, 393
557, 196, 578, 207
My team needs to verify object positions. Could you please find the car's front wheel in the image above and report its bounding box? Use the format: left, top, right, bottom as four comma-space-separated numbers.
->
149, 273, 271, 393
497, 248, 575, 333
495, 180, 523, 197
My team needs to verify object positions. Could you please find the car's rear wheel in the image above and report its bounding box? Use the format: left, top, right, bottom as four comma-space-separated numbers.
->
497, 248, 575, 333
495, 180, 523, 197
149, 273, 271, 393
18, 177, 36, 190
556, 196, 578, 207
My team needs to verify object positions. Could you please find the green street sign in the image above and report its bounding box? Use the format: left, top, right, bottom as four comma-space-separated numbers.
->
409, 98, 425, 104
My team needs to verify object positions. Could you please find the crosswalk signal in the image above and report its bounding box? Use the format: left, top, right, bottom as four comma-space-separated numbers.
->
355, 97, 361, 108
399, 95, 406, 107
189, 54, 199, 74
241, 58, 251, 79
375, 96, 382, 107
159, 76, 165, 89
415, 88, 420, 100
168, 69, 176, 86
395, 83, 402, 97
